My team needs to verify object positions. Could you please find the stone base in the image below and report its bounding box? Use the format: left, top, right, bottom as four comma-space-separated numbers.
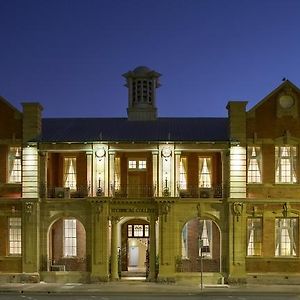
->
247, 273, 300, 285
0, 273, 39, 283
40, 271, 90, 283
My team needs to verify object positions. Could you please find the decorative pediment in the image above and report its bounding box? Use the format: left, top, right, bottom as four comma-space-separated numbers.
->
247, 80, 300, 119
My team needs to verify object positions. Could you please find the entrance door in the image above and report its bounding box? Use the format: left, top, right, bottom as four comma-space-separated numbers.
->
128, 246, 139, 267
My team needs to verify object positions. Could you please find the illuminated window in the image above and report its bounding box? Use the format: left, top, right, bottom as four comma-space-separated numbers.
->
9, 217, 21, 255
247, 218, 262, 256
182, 219, 212, 259
247, 147, 262, 183
138, 160, 146, 169
199, 157, 212, 188
128, 160, 137, 169
134, 225, 143, 237
64, 157, 77, 190
128, 159, 147, 170
275, 218, 297, 256
128, 225, 132, 237
128, 224, 149, 237
179, 157, 187, 190
64, 219, 77, 257
275, 146, 297, 184
8, 147, 21, 183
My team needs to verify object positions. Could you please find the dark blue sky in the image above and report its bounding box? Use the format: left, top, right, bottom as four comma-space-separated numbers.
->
1, 0, 300, 118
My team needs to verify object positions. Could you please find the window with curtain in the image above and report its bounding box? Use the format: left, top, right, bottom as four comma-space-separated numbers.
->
181, 219, 212, 259
247, 147, 262, 183
247, 218, 262, 256
275, 146, 297, 184
64, 219, 77, 257
179, 157, 187, 190
64, 157, 77, 190
275, 218, 297, 256
199, 157, 212, 188
9, 217, 21, 255
8, 147, 21, 183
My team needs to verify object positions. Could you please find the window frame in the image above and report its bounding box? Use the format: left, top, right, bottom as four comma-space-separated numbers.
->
199, 157, 212, 188
8, 217, 22, 256
247, 217, 262, 256
275, 146, 297, 184
63, 157, 77, 191
63, 219, 77, 257
247, 146, 262, 184
275, 217, 298, 257
8, 147, 22, 184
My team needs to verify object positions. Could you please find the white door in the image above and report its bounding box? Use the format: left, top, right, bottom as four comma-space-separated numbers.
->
128, 246, 139, 267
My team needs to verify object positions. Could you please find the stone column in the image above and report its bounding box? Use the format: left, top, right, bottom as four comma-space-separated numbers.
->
152, 151, 158, 196
86, 151, 93, 196
39, 151, 48, 198
110, 217, 119, 280
228, 202, 246, 283
149, 215, 157, 280
22, 200, 40, 281
174, 151, 181, 196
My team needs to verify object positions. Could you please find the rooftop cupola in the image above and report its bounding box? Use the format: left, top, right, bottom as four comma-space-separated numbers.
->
123, 66, 161, 121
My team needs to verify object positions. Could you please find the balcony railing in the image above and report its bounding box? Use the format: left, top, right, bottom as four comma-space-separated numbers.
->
177, 185, 225, 199
112, 184, 155, 198
39, 184, 90, 199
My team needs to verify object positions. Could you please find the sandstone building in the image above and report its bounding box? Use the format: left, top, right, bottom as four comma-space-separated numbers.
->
1, 66, 300, 284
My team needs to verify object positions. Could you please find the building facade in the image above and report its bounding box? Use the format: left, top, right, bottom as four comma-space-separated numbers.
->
1, 66, 300, 284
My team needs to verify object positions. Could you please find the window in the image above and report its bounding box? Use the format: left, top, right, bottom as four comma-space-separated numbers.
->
64, 219, 77, 257
127, 224, 149, 237
9, 217, 21, 255
247, 147, 262, 183
8, 147, 21, 183
128, 160, 137, 169
199, 157, 212, 188
128, 159, 147, 170
138, 160, 146, 169
275, 218, 297, 256
275, 146, 297, 184
247, 218, 262, 256
179, 157, 187, 190
182, 219, 212, 259
64, 157, 77, 190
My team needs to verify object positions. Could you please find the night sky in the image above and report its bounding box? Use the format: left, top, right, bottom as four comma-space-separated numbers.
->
1, 0, 300, 118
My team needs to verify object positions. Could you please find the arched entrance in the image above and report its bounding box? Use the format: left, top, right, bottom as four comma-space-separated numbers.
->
48, 217, 87, 271
179, 218, 221, 273
120, 218, 150, 278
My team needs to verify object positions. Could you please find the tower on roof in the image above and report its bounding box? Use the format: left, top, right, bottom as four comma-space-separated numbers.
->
123, 66, 161, 121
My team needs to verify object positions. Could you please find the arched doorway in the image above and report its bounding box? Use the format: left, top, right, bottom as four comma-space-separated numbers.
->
48, 217, 87, 271
179, 218, 221, 273
120, 218, 150, 278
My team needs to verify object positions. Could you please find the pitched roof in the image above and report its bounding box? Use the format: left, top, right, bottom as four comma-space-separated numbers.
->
39, 117, 229, 142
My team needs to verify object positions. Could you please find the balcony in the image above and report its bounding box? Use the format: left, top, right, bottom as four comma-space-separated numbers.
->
39, 184, 90, 199
177, 185, 225, 199
0, 183, 21, 198
112, 184, 155, 198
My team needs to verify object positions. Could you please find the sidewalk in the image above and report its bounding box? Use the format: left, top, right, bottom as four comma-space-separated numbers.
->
1, 281, 300, 295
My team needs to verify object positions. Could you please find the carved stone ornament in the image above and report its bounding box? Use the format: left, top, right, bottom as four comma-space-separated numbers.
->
25, 202, 33, 215
232, 202, 243, 221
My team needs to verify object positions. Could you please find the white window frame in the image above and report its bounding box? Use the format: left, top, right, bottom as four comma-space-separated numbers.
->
9, 217, 21, 255
247, 147, 262, 184
199, 157, 212, 188
64, 157, 77, 190
128, 159, 147, 171
63, 219, 77, 257
275, 218, 297, 257
275, 146, 297, 184
179, 157, 187, 190
247, 218, 262, 256
8, 147, 22, 183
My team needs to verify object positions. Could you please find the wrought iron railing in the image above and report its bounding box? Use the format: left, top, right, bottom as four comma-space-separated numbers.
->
177, 185, 226, 199
112, 184, 155, 198
39, 184, 90, 199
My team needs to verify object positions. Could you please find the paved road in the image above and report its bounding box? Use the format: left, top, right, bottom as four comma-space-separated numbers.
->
0, 293, 300, 300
